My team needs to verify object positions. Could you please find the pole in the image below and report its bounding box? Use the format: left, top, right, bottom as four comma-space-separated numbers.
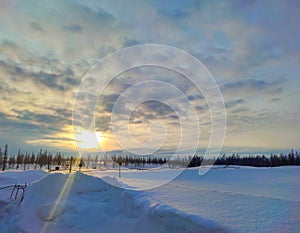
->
118, 162, 122, 179
69, 156, 73, 173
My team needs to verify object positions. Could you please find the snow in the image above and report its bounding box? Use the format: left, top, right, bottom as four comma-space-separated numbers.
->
0, 170, 48, 185
0, 171, 227, 233
0, 170, 48, 206
93, 166, 300, 233
0, 166, 299, 233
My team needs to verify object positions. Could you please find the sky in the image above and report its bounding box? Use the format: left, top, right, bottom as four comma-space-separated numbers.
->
0, 0, 299, 155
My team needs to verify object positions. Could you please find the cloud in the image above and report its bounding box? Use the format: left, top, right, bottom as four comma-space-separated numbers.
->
0, 40, 28, 61
63, 24, 83, 32
156, 0, 190, 19
97, 94, 120, 113
0, 40, 19, 52
73, 2, 114, 22
0, 78, 30, 97
187, 94, 204, 101
158, 8, 189, 19
0, 111, 41, 134
49, 107, 73, 119
122, 37, 142, 47
0, 0, 298, 152
226, 108, 277, 134
230, 107, 249, 114
221, 79, 284, 96
30, 22, 44, 31
12, 109, 70, 131
130, 100, 178, 122
268, 97, 281, 102
0, 107, 75, 152
225, 99, 245, 108
95, 115, 111, 132
0, 59, 79, 91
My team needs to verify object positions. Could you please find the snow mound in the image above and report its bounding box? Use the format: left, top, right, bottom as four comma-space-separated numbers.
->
0, 170, 48, 185
0, 170, 48, 204
0, 172, 228, 233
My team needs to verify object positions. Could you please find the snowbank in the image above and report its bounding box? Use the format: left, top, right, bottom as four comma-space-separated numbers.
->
0, 170, 48, 204
0, 170, 48, 186
0, 172, 228, 233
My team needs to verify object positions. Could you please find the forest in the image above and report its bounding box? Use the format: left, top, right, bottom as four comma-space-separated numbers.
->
0, 144, 299, 171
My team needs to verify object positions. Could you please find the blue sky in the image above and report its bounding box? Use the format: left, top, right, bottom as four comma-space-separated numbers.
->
0, 0, 299, 154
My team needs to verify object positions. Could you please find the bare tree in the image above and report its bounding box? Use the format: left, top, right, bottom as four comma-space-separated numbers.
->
0, 147, 2, 169
2, 144, 8, 171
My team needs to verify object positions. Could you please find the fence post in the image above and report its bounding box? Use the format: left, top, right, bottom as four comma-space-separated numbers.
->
69, 156, 73, 173
118, 162, 122, 179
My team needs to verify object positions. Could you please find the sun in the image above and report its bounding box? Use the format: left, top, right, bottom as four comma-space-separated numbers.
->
75, 129, 104, 149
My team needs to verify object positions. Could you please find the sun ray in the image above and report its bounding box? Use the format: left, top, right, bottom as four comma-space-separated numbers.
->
40, 157, 82, 233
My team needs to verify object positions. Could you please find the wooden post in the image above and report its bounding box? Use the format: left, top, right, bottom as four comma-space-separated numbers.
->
118, 162, 122, 179
69, 156, 73, 173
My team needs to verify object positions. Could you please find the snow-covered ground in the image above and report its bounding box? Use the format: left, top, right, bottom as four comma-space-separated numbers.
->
93, 166, 300, 233
0, 166, 299, 232
0, 170, 227, 233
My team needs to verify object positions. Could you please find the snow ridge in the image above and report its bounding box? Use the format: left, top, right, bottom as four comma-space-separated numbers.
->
0, 172, 228, 233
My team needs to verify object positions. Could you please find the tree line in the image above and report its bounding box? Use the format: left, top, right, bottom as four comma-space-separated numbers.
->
0, 144, 299, 171
0, 145, 71, 171
111, 150, 300, 168
188, 150, 300, 167
111, 155, 167, 167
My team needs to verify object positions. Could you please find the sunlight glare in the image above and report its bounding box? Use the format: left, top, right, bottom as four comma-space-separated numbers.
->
76, 129, 104, 149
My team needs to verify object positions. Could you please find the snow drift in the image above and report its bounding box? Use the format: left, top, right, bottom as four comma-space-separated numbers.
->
0, 172, 228, 233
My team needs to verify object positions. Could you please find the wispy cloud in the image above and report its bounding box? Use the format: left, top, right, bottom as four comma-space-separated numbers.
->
63, 24, 83, 33
221, 79, 285, 96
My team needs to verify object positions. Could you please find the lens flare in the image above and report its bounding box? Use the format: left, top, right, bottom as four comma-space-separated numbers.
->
75, 129, 104, 149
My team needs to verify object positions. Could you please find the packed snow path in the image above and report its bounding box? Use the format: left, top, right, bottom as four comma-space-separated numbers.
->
0, 171, 227, 233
